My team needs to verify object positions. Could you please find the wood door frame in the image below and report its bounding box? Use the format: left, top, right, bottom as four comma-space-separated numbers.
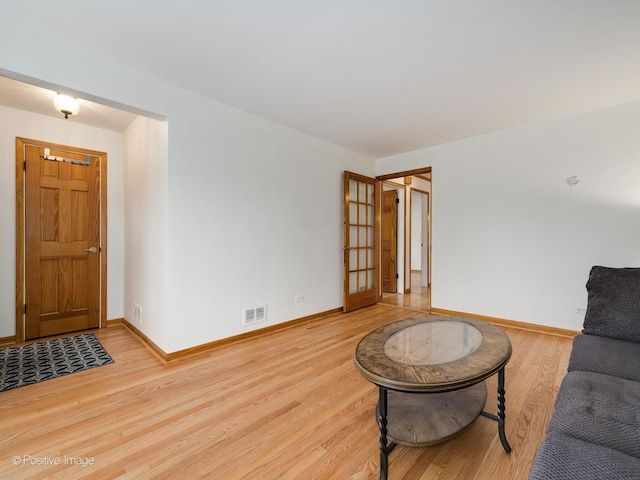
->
377, 167, 432, 297
15, 137, 108, 343
381, 188, 398, 293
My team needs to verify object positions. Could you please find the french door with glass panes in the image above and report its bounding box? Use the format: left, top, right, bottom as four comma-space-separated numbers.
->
343, 172, 380, 312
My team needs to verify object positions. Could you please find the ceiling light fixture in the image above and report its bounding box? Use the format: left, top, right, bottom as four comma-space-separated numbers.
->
53, 93, 80, 119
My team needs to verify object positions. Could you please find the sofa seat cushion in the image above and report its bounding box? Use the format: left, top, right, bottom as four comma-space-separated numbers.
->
547, 370, 640, 458
529, 430, 640, 480
582, 266, 640, 343
569, 333, 640, 382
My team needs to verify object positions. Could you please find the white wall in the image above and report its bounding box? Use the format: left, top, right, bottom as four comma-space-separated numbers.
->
5, 26, 639, 340
123, 116, 169, 350
0, 105, 125, 337
377, 100, 640, 331
0, 25, 373, 352
164, 92, 373, 352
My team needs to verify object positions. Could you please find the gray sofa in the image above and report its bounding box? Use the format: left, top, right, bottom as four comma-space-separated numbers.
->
529, 266, 640, 479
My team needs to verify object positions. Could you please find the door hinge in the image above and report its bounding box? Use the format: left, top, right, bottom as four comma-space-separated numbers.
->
396, 274, 399, 279
23, 304, 26, 314
23, 160, 26, 171
396, 198, 400, 204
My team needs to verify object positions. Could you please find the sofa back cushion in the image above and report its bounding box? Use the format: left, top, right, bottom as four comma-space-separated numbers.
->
583, 266, 640, 343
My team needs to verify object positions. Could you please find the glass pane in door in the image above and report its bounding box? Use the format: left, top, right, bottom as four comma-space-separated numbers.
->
350, 179, 358, 200
359, 249, 367, 269
359, 182, 367, 202
349, 272, 358, 294
367, 269, 374, 289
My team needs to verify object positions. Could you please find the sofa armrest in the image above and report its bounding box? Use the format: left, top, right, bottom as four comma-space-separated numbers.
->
582, 266, 640, 343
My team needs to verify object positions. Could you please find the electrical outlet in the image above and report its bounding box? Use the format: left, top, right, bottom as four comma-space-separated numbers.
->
133, 303, 142, 324
294, 295, 304, 303
575, 306, 587, 315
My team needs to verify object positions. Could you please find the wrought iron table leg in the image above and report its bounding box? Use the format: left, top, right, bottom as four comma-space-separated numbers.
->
377, 387, 397, 480
480, 367, 511, 453
497, 367, 511, 453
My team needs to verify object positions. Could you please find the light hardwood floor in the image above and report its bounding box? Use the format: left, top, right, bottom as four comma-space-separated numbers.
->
0, 304, 572, 479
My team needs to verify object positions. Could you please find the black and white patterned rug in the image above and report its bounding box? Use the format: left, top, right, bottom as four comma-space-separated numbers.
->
0, 333, 114, 392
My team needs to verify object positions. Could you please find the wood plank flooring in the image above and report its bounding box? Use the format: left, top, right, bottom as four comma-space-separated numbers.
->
0, 304, 573, 479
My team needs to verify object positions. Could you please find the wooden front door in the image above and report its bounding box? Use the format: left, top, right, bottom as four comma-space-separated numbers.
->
19, 138, 103, 340
343, 171, 380, 312
381, 189, 397, 293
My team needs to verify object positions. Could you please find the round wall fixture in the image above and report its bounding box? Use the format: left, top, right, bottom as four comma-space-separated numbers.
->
566, 175, 579, 186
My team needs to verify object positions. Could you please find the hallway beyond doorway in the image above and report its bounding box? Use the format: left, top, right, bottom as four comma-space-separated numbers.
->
380, 270, 430, 312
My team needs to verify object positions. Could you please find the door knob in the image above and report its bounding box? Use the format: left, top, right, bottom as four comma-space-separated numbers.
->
83, 247, 98, 254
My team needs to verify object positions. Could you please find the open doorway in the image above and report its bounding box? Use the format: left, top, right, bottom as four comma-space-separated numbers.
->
378, 168, 431, 312
411, 189, 430, 288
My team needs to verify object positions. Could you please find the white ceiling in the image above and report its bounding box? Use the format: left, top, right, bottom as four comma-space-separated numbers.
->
4, 1, 640, 158
0, 76, 137, 132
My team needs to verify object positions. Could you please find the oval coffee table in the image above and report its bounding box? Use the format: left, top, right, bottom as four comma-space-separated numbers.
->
354, 315, 512, 480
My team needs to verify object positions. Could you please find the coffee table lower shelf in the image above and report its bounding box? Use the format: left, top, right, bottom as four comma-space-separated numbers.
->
377, 382, 487, 446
